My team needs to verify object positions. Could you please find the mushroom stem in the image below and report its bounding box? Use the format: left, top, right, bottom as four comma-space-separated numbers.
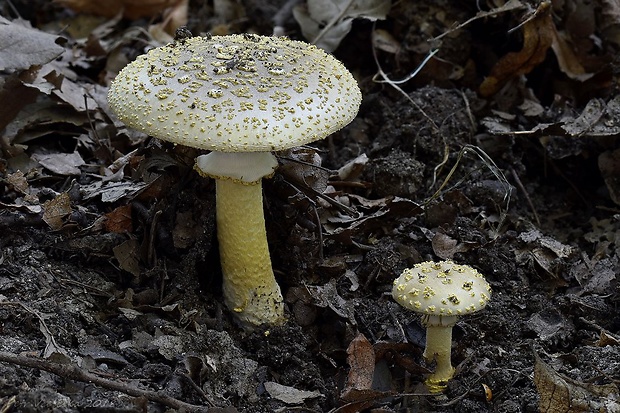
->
215, 178, 284, 327
424, 324, 456, 386
422, 315, 456, 392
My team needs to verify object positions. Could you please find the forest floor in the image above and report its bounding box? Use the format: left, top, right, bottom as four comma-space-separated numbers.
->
1, 0, 619, 412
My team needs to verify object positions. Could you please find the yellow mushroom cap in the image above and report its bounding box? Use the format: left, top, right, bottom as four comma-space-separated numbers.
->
392, 260, 492, 317
107, 34, 362, 152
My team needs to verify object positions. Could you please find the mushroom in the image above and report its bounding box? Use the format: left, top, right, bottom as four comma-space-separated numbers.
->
392, 260, 492, 392
107, 33, 361, 327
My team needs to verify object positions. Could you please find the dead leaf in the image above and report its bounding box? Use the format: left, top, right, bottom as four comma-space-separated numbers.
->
113, 238, 141, 278
51, 76, 99, 113
104, 204, 134, 233
480, 2, 554, 97
6, 101, 90, 149
431, 232, 459, 260
534, 351, 620, 412
561, 98, 605, 136
293, 5, 353, 52
148, 0, 189, 42
80, 180, 149, 203
264, 382, 323, 405
526, 309, 574, 343
0, 75, 40, 137
340, 333, 390, 410
0, 17, 65, 72
306, 279, 356, 324
337, 153, 368, 181
571, 258, 617, 294
515, 229, 575, 277
550, 28, 595, 82
32, 151, 85, 176
278, 147, 330, 194
42, 192, 72, 231
343, 333, 375, 397
323, 197, 423, 245
294, 0, 391, 51
373, 341, 427, 375
6, 171, 30, 194
482, 94, 620, 138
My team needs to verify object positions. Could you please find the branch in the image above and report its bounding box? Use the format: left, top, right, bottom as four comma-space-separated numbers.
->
0, 351, 236, 413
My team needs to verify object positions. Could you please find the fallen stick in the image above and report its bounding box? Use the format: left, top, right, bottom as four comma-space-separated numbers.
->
0, 351, 236, 413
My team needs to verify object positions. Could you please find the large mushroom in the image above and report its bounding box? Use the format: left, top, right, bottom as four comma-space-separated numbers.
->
108, 33, 361, 327
392, 260, 492, 392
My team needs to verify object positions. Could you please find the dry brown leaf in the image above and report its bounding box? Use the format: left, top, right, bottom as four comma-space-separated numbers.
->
515, 228, 576, 278
340, 333, 390, 410
6, 171, 30, 194
480, 2, 554, 97
534, 351, 620, 412
113, 238, 141, 278
104, 204, 134, 233
431, 232, 459, 259
526, 309, 574, 343
551, 29, 594, 81
42, 192, 72, 231
343, 333, 375, 397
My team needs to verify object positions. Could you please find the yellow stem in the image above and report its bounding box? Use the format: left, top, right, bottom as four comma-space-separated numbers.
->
215, 178, 284, 327
423, 324, 455, 392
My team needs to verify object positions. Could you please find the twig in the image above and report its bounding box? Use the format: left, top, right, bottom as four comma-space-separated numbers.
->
179, 371, 215, 406
0, 351, 217, 413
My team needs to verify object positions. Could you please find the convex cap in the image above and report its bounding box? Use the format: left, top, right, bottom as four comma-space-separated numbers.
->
108, 34, 362, 152
392, 261, 491, 316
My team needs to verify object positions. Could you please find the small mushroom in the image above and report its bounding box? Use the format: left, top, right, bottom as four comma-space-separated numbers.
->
108, 34, 361, 327
392, 260, 492, 392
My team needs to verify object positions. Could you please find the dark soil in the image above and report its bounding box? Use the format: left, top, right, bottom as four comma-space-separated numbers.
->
1, 0, 619, 412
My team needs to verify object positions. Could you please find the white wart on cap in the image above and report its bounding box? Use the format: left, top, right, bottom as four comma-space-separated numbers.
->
107, 33, 362, 152
392, 260, 491, 317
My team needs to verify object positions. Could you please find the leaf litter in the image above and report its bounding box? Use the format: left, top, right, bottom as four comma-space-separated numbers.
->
0, 0, 620, 412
